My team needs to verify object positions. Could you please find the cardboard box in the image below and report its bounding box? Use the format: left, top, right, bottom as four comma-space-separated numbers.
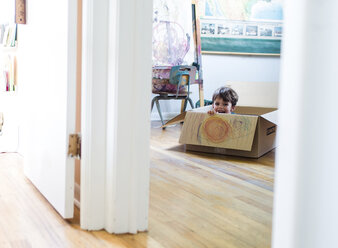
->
164, 105, 278, 158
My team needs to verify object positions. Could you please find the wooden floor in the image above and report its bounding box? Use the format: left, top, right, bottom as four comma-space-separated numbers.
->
0, 121, 274, 248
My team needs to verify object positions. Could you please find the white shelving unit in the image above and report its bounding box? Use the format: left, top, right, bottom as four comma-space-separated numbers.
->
0, 1, 20, 152
0, 39, 19, 152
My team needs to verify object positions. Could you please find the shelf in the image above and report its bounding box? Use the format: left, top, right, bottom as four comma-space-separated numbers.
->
0, 45, 17, 53
0, 91, 17, 96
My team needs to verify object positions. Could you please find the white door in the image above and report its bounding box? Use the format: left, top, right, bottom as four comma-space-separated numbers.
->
18, 0, 78, 218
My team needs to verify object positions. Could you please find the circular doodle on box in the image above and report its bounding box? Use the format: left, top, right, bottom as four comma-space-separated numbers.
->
203, 117, 231, 143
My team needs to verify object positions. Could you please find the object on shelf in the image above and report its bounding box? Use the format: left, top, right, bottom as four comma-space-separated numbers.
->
0, 54, 16, 92
0, 23, 17, 47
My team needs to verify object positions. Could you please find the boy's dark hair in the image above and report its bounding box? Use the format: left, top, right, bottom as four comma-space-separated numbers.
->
212, 87, 239, 106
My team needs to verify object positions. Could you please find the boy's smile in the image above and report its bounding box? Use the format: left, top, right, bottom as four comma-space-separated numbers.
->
212, 97, 235, 114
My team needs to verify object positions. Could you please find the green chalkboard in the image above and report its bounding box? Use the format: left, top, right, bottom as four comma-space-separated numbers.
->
201, 37, 281, 55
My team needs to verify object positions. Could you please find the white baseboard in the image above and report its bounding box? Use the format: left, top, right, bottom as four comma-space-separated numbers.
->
151, 112, 180, 121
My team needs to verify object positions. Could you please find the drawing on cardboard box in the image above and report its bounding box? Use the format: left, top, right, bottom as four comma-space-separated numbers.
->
180, 111, 258, 151
200, 116, 231, 143
198, 115, 255, 145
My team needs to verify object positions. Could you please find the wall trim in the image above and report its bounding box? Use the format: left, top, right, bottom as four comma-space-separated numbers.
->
151, 112, 181, 121
80, 0, 108, 230
104, 0, 152, 234
81, 0, 152, 233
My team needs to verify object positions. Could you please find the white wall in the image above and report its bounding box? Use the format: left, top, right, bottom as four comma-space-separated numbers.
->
273, 0, 338, 247
0, 1, 14, 23
151, 54, 280, 121
202, 54, 280, 101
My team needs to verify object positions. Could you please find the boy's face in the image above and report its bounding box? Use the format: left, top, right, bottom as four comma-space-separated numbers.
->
213, 97, 235, 114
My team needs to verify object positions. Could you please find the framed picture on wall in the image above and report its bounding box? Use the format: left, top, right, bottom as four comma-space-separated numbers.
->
198, 0, 283, 56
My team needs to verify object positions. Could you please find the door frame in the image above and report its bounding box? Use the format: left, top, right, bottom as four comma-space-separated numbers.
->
80, 0, 153, 232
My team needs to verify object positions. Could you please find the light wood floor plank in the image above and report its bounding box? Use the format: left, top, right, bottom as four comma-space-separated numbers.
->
0, 121, 274, 247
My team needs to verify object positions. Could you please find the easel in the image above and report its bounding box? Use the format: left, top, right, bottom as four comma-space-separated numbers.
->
152, 0, 205, 111
191, 0, 204, 107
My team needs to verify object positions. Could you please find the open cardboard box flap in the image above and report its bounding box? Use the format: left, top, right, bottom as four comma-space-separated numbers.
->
261, 110, 278, 125
161, 112, 187, 128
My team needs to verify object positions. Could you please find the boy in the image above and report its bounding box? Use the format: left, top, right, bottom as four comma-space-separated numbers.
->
208, 86, 238, 115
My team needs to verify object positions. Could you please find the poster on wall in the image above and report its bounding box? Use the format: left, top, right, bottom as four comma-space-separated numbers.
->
152, 0, 195, 66
198, 0, 283, 55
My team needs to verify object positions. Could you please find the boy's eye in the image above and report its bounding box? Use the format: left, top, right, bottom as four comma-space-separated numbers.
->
215, 102, 220, 106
